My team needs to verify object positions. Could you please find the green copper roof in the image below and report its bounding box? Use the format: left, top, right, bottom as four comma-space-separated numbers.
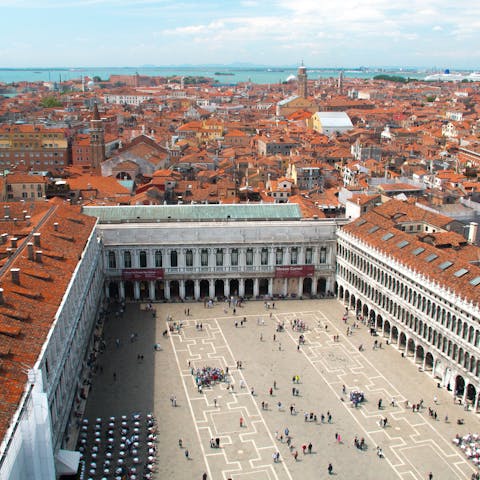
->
83, 203, 302, 223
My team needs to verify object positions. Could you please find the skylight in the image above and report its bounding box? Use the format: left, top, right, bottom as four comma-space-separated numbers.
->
412, 247, 425, 256
470, 276, 480, 287
357, 219, 367, 226
454, 268, 469, 278
425, 253, 438, 262
382, 233, 394, 241
439, 261, 453, 271
397, 240, 409, 248
368, 226, 380, 233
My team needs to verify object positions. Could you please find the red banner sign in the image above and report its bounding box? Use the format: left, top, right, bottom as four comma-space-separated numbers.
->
122, 268, 164, 280
275, 265, 314, 278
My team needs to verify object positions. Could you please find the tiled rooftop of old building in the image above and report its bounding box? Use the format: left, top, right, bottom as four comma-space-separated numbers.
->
0, 200, 97, 446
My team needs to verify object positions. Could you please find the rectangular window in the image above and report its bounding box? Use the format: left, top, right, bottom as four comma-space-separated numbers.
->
276, 248, 283, 265
155, 250, 162, 267
123, 251, 132, 268
216, 248, 223, 266
139, 251, 147, 268
231, 249, 238, 266
185, 249, 193, 267
319, 247, 327, 263
246, 248, 253, 266
261, 248, 268, 265
305, 247, 312, 264
290, 247, 298, 265
201, 249, 209, 267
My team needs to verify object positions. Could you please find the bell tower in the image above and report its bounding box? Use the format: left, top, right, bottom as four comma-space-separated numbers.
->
297, 61, 308, 99
90, 102, 105, 173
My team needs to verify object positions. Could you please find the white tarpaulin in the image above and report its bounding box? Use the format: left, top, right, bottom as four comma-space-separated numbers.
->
55, 449, 81, 475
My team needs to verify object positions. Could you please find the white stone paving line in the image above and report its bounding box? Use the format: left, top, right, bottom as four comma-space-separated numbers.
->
282, 310, 474, 479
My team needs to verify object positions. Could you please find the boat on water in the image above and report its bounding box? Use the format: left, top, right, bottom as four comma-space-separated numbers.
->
424, 72, 465, 81
214, 72, 235, 76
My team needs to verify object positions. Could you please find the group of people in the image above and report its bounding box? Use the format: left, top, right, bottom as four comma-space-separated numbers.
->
192, 366, 227, 388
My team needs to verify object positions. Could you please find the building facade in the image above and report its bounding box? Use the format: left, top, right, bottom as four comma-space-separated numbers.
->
84, 204, 341, 303
336, 200, 480, 410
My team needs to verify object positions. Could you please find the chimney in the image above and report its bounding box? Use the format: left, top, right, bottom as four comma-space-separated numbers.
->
53, 222, 59, 231
10, 237, 18, 248
11, 268, 20, 284
13, 218, 18, 226
35, 251, 42, 263
25, 215, 31, 227
468, 222, 478, 244
33, 232, 41, 247
0, 233, 8, 244
22, 210, 28, 220
27, 242, 34, 260
0, 288, 3, 305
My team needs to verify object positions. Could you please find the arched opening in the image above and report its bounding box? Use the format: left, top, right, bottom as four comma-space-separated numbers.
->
467, 384, 476, 404
391, 326, 399, 344
108, 281, 119, 299
124, 280, 134, 300
317, 277, 327, 296
425, 352, 434, 371
200, 280, 210, 298
259, 278, 269, 296
303, 277, 312, 296
383, 320, 391, 337
455, 375, 465, 397
362, 304, 369, 319
399, 332, 407, 350
356, 298, 362, 315
376, 314, 383, 331
155, 280, 164, 300
185, 280, 194, 299
245, 279, 254, 297
338, 284, 344, 300
170, 280, 180, 300
415, 344, 425, 365
215, 279, 224, 298
139, 281, 149, 300
230, 279, 239, 297
407, 338, 415, 357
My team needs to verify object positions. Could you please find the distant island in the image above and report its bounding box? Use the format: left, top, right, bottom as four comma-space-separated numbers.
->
214, 72, 235, 76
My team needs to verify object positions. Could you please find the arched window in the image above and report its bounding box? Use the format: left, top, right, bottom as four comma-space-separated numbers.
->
231, 249, 238, 266
246, 248, 253, 266
261, 248, 269, 265
319, 247, 327, 263
108, 250, 116, 269
201, 249, 209, 266
290, 247, 298, 265
216, 248, 224, 266
276, 248, 283, 265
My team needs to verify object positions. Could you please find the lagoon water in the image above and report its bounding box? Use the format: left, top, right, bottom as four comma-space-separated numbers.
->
0, 66, 425, 85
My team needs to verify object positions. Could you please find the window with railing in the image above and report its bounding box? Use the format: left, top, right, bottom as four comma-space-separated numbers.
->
305, 247, 312, 264
246, 248, 253, 266
261, 248, 268, 265
291, 247, 298, 265
170, 250, 178, 267
216, 248, 224, 266
320, 247, 327, 264
154, 250, 162, 267
185, 249, 193, 267
123, 250, 132, 268
231, 249, 238, 266
276, 248, 283, 265
139, 250, 147, 268
108, 251, 116, 269
201, 249, 209, 267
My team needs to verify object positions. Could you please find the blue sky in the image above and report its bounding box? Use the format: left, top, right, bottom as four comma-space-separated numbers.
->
1, 0, 479, 68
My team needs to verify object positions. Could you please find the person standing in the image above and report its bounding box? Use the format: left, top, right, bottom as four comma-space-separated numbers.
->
328, 463, 333, 475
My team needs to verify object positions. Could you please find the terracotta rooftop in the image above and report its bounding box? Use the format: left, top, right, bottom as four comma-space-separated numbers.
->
0, 201, 97, 447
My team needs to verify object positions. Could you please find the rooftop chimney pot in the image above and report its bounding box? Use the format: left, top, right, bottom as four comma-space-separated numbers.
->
11, 268, 20, 285
27, 242, 34, 260
35, 250, 42, 263
33, 232, 41, 247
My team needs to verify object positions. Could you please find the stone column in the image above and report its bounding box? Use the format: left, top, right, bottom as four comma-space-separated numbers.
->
311, 277, 318, 295
134, 281, 140, 300
165, 280, 171, 300
119, 281, 125, 300
297, 277, 304, 297
194, 279, 200, 300
239, 278, 245, 297
179, 280, 185, 299
253, 278, 259, 297
209, 279, 215, 299
105, 282, 110, 299
283, 278, 288, 297
224, 280, 230, 297
149, 281, 155, 301
268, 278, 273, 296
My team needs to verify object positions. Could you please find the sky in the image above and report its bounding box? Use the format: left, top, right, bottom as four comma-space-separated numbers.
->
1, 0, 479, 69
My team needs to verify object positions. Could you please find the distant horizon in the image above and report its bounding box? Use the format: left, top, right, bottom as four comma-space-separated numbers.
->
1, 64, 478, 72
